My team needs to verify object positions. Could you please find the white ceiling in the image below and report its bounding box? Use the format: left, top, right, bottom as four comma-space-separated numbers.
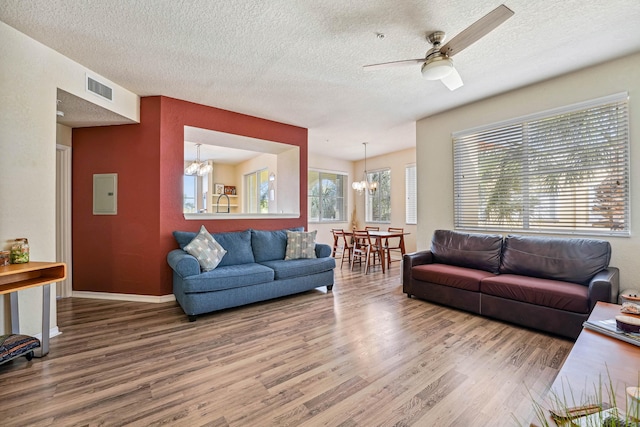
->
3, 0, 640, 160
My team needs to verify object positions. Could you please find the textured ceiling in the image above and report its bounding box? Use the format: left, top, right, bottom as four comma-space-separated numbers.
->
3, 0, 640, 160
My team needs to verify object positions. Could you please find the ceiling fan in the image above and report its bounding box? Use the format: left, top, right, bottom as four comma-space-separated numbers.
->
363, 4, 514, 91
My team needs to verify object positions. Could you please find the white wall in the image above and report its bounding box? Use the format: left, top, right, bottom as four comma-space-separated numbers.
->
0, 22, 139, 336
416, 52, 640, 293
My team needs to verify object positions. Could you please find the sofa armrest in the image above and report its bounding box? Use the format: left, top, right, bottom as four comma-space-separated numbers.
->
315, 243, 331, 258
587, 267, 620, 309
167, 249, 201, 278
402, 251, 434, 284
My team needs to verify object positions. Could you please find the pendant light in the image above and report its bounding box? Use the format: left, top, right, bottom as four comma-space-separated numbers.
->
352, 142, 377, 195
185, 143, 213, 176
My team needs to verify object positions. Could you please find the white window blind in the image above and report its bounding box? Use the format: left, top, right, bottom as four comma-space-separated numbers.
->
406, 164, 417, 224
453, 93, 629, 236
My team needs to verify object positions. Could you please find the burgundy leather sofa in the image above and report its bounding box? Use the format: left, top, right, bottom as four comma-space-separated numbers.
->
403, 230, 619, 339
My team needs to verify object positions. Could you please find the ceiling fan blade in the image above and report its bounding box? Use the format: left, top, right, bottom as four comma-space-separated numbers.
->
439, 4, 514, 57
363, 58, 426, 70
441, 67, 463, 91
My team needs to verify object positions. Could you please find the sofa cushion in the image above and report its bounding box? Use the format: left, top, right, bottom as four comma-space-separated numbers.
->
173, 230, 199, 249
285, 230, 317, 260
183, 225, 227, 271
174, 229, 255, 267
260, 257, 336, 280
411, 264, 495, 292
431, 230, 503, 273
180, 263, 274, 293
251, 227, 303, 262
480, 274, 590, 314
499, 235, 611, 285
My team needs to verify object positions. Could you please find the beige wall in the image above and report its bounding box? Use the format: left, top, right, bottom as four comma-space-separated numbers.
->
0, 22, 139, 336
416, 52, 640, 292
56, 124, 72, 147
309, 146, 418, 254
276, 148, 300, 214
353, 147, 418, 254
308, 153, 355, 245
209, 163, 238, 212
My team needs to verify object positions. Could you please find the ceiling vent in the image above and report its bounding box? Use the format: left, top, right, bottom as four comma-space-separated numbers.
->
86, 75, 113, 102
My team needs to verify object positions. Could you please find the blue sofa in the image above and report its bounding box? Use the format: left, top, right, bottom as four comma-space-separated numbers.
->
167, 228, 336, 321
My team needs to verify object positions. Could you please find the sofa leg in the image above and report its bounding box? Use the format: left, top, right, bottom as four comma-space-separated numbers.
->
327, 285, 333, 291
406, 293, 412, 298
188, 315, 197, 322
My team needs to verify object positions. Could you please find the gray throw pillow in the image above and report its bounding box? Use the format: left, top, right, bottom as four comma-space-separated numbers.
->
285, 230, 317, 260
184, 225, 227, 271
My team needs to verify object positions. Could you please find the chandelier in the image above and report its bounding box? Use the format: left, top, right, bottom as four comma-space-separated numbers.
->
184, 143, 213, 176
352, 142, 377, 195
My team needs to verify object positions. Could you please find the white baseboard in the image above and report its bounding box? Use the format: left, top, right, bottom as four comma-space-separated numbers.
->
34, 326, 61, 340
71, 291, 175, 303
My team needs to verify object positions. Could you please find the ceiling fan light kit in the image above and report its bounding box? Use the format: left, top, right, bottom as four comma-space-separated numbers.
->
363, 4, 514, 91
421, 56, 454, 80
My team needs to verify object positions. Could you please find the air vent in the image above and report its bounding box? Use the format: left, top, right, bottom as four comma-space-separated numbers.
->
86, 75, 113, 101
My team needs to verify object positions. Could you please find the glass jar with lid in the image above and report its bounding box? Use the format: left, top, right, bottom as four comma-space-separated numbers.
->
10, 238, 29, 264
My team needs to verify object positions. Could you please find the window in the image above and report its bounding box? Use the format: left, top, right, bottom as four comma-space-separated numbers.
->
244, 169, 269, 213
453, 93, 629, 236
406, 164, 417, 224
183, 175, 197, 213
366, 169, 391, 222
308, 170, 347, 222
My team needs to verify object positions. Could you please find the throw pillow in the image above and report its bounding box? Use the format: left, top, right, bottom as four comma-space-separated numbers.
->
285, 230, 317, 260
184, 225, 227, 271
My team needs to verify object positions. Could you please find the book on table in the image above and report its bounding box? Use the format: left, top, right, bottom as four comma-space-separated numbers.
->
583, 318, 640, 347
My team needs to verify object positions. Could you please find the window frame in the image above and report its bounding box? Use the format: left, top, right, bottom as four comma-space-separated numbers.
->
244, 168, 269, 214
452, 92, 630, 236
183, 174, 197, 213
365, 168, 391, 223
308, 169, 348, 223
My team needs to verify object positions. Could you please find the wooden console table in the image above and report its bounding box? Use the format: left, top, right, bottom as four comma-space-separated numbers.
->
0, 262, 67, 357
533, 302, 640, 425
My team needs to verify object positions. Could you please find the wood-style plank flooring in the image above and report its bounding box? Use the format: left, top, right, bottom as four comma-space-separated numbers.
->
0, 265, 573, 426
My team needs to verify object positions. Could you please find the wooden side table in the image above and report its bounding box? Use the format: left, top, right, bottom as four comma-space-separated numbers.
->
0, 262, 67, 357
532, 302, 640, 426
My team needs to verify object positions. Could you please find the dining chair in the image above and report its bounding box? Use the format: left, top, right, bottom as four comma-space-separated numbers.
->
384, 227, 405, 267
337, 230, 353, 268
351, 230, 384, 274
330, 228, 343, 258
365, 226, 380, 231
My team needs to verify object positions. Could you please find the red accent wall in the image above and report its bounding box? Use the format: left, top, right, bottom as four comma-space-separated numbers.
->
72, 96, 308, 296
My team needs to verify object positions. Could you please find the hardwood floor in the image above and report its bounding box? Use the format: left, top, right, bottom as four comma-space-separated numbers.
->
0, 266, 573, 426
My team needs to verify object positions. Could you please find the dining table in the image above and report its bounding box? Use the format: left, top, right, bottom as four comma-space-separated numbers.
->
343, 229, 409, 272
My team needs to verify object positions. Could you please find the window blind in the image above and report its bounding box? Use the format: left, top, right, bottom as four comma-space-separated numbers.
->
453, 93, 629, 236
405, 164, 417, 224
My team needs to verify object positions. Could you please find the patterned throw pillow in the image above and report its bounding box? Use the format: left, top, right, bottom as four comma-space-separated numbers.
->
285, 230, 317, 260
0, 334, 41, 364
184, 225, 227, 271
